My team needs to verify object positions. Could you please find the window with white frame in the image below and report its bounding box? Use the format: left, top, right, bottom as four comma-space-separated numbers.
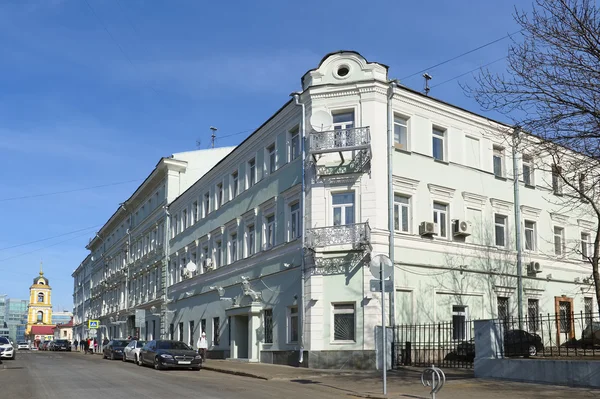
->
393, 115, 408, 149
552, 165, 563, 195
581, 232, 590, 260
216, 182, 223, 208
172, 215, 178, 238
264, 214, 275, 249
288, 306, 298, 343
248, 158, 256, 188
231, 171, 239, 199
452, 305, 468, 340
229, 233, 238, 263
202, 245, 209, 271
289, 202, 301, 240
266, 143, 276, 174
433, 202, 448, 238
246, 224, 255, 256
182, 209, 188, 230
528, 298, 539, 331
192, 201, 198, 224
214, 239, 222, 267
493, 146, 505, 178
584, 297, 593, 324
332, 111, 354, 147
178, 322, 184, 341
263, 309, 273, 344
203, 192, 210, 217
393, 194, 410, 233
522, 155, 534, 186
289, 127, 300, 161
554, 226, 565, 256
524, 220, 536, 251
332, 303, 355, 342
497, 296, 510, 323
332, 192, 355, 226
432, 127, 446, 161
494, 214, 507, 247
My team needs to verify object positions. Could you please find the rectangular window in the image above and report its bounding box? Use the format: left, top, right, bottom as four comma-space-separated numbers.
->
202, 245, 209, 271
169, 323, 174, 340
393, 116, 408, 149
246, 224, 255, 256
393, 195, 410, 233
432, 127, 445, 161
192, 202, 198, 224
263, 309, 273, 344
203, 192, 210, 217
216, 183, 223, 208
267, 144, 276, 174
524, 220, 536, 251
464, 136, 480, 168
584, 297, 593, 324
332, 111, 354, 147
265, 215, 275, 249
528, 299, 539, 331
522, 155, 534, 186
215, 240, 222, 267
493, 146, 505, 178
333, 303, 356, 341
182, 209, 188, 230
494, 214, 507, 247
288, 306, 298, 343
552, 165, 563, 195
433, 202, 448, 238
554, 226, 565, 256
231, 171, 238, 199
497, 297, 509, 323
230, 233, 238, 263
189, 320, 194, 346
581, 232, 590, 260
452, 305, 468, 340
213, 317, 220, 345
248, 158, 256, 188
290, 202, 301, 240
290, 128, 300, 161
332, 192, 355, 226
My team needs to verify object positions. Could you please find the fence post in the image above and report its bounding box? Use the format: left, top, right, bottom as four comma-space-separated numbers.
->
405, 341, 412, 365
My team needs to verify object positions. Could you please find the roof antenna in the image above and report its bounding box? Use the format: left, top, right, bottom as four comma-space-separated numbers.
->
210, 126, 218, 148
423, 73, 432, 96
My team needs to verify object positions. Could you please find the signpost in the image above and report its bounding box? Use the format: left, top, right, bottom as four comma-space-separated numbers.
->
88, 320, 99, 330
369, 254, 393, 396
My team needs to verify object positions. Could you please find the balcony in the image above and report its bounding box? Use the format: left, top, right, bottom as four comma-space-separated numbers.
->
306, 222, 371, 251
308, 127, 371, 176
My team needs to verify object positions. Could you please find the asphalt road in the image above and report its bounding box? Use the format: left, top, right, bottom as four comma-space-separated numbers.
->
0, 351, 342, 399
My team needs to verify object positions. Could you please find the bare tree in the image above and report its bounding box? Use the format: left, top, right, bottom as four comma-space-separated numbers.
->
467, 0, 600, 310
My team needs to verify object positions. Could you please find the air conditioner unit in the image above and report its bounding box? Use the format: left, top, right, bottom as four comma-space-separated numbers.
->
419, 221, 437, 236
528, 261, 542, 274
205, 259, 214, 270
453, 220, 472, 237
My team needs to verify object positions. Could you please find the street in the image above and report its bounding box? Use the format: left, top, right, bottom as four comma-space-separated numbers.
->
0, 351, 341, 399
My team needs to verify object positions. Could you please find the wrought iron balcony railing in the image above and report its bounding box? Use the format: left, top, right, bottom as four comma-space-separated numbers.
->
306, 222, 371, 250
309, 127, 370, 154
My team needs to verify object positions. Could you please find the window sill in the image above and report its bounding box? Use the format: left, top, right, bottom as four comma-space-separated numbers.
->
330, 340, 356, 345
433, 159, 449, 165
524, 184, 536, 190
494, 175, 507, 181
394, 145, 411, 155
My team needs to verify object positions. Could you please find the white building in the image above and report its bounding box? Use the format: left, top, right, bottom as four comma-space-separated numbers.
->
71, 147, 234, 342
73, 51, 597, 369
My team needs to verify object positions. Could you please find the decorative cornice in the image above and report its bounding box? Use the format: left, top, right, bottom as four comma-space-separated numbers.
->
577, 219, 595, 230
524, 288, 545, 298
521, 205, 542, 219
462, 192, 487, 209
393, 176, 419, 194
493, 285, 516, 297
427, 183, 455, 201
550, 212, 569, 225
490, 198, 513, 213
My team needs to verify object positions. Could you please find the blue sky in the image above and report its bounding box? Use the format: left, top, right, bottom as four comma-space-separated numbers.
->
0, 0, 524, 310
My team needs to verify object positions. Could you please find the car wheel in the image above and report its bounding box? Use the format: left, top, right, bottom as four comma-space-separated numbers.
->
110, 352, 115, 361
122, 353, 126, 362
102, 353, 107, 359
137, 355, 142, 366
527, 344, 537, 357
154, 357, 163, 370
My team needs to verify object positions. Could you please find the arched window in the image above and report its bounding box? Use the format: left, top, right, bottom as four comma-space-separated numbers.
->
37, 311, 43, 322
38, 292, 44, 303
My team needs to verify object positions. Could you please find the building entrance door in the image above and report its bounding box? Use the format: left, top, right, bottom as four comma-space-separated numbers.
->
554, 296, 575, 345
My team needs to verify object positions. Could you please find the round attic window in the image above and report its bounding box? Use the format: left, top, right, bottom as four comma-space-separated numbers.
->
336, 65, 350, 77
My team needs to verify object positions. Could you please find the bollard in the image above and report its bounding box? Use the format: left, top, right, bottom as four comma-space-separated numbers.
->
421, 364, 445, 399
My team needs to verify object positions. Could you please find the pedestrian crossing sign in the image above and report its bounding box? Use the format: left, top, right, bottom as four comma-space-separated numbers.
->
88, 320, 99, 329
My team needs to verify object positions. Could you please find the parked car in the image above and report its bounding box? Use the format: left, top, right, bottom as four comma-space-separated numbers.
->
103, 339, 130, 360
139, 340, 202, 370
581, 321, 600, 348
17, 342, 30, 350
40, 341, 51, 351
122, 340, 146, 363
454, 329, 544, 360
47, 341, 57, 351
0, 337, 16, 360
53, 339, 71, 351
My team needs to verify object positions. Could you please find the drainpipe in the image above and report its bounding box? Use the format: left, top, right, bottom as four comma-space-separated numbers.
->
387, 80, 397, 327
292, 92, 306, 365
162, 205, 171, 339
512, 126, 523, 329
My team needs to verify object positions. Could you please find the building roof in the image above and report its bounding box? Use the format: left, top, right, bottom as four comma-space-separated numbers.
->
56, 318, 73, 328
30, 325, 55, 335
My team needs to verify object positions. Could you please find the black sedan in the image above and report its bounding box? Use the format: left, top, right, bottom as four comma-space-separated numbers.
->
454, 329, 544, 360
52, 339, 71, 352
139, 340, 202, 370
103, 339, 130, 360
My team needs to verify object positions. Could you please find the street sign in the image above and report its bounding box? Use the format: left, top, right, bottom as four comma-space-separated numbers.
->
88, 320, 99, 329
370, 279, 393, 293
135, 309, 146, 328
369, 254, 393, 280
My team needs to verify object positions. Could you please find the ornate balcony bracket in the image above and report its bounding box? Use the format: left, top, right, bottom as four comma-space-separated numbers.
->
306, 222, 371, 251
309, 252, 369, 276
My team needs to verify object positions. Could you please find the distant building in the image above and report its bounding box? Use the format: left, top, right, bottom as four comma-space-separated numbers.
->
0, 296, 6, 328
26, 265, 55, 347
4, 298, 29, 343
52, 311, 73, 325
53, 318, 73, 341
0, 325, 9, 339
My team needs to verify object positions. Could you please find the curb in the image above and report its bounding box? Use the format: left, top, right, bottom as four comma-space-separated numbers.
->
201, 365, 270, 381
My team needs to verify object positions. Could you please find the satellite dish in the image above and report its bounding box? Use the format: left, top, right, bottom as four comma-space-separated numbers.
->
185, 261, 197, 273
310, 110, 333, 132
369, 254, 393, 280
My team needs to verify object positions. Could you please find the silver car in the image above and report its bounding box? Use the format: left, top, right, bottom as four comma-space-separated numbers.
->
122, 340, 146, 364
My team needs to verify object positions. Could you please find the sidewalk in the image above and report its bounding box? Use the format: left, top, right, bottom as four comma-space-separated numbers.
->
202, 360, 600, 398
